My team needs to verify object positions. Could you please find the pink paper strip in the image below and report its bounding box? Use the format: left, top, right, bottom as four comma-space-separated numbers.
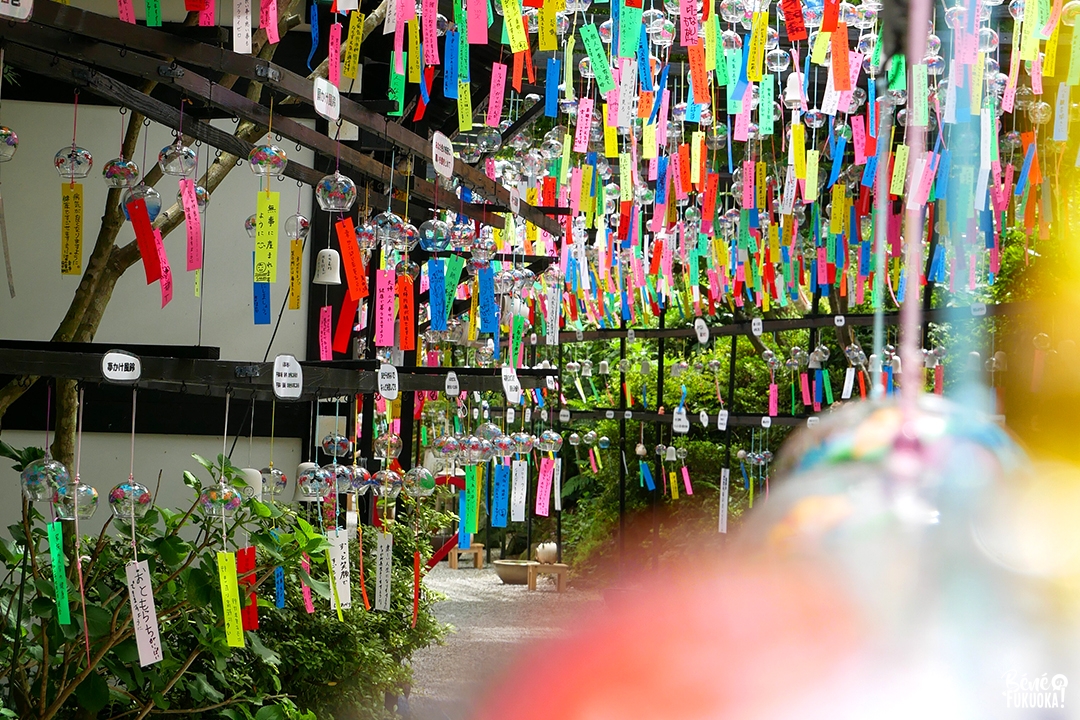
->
117, 0, 136, 24
852, 114, 867, 165
768, 383, 778, 416
570, 166, 583, 215
374, 269, 396, 347
319, 305, 333, 360
679, 0, 698, 45
422, 0, 440, 63
199, 0, 216, 26
535, 455, 554, 516
487, 62, 507, 127
574, 97, 594, 152
155, 229, 173, 308
301, 554, 315, 613
800, 372, 812, 405
742, 160, 755, 208
261, 0, 280, 43
681, 465, 693, 496
467, 0, 487, 44
329, 22, 342, 86
179, 179, 202, 272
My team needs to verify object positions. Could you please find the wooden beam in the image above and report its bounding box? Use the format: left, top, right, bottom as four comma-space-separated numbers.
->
0, 21, 503, 229
31, 0, 563, 236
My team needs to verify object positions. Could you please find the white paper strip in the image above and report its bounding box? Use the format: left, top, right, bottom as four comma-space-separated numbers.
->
374, 531, 393, 611
842, 366, 855, 399
718, 468, 730, 534
126, 560, 163, 666
510, 459, 528, 522
233, 0, 252, 54
553, 459, 562, 512
329, 531, 352, 610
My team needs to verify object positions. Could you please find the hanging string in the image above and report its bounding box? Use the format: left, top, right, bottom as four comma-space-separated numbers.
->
129, 387, 139, 561
333, 397, 340, 533
221, 391, 231, 550
69, 90, 80, 188
73, 386, 91, 664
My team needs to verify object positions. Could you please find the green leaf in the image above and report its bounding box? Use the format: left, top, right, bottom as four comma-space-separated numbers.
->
153, 536, 192, 567
295, 568, 331, 600
191, 453, 215, 473
113, 638, 140, 664
296, 517, 316, 540
81, 604, 112, 638
254, 704, 287, 720
182, 470, 203, 493
152, 691, 170, 710
247, 631, 281, 667
250, 500, 272, 518
191, 672, 225, 703
304, 537, 330, 555
75, 672, 110, 714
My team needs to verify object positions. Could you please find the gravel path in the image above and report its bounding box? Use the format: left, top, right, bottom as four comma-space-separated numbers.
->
407, 564, 602, 720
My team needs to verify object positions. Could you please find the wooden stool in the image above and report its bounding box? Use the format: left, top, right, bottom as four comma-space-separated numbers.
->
527, 562, 569, 592
449, 543, 484, 569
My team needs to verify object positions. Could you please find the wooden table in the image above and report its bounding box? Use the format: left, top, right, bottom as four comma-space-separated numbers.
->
527, 562, 568, 592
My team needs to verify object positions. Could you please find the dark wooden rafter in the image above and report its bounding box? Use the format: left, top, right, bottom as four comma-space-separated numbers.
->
28, 0, 563, 236
0, 20, 506, 229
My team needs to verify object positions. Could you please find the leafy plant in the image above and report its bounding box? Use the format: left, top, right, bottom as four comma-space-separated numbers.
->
0, 449, 448, 719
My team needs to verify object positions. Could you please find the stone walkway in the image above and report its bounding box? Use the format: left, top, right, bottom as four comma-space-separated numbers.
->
407, 564, 602, 720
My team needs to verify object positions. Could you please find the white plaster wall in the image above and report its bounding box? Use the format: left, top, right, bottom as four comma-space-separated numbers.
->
0, 100, 314, 362
0, 429, 303, 536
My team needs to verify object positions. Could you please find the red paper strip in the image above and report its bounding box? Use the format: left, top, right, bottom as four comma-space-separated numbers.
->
781, 0, 806, 40
128, 199, 161, 284
821, 0, 839, 31
397, 275, 416, 351
334, 217, 369, 300
333, 294, 360, 354
238, 546, 258, 631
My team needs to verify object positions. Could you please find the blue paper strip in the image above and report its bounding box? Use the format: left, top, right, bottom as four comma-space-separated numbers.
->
428, 258, 447, 332
491, 463, 510, 527
545, 58, 560, 117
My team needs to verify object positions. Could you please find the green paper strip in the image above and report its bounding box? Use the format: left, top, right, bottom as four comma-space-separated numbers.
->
326, 549, 343, 621
47, 521, 70, 625
580, 23, 616, 93
464, 466, 478, 533
388, 52, 406, 117
618, 2, 643, 58
145, 0, 161, 27
823, 369, 834, 404
444, 254, 466, 320
887, 54, 906, 92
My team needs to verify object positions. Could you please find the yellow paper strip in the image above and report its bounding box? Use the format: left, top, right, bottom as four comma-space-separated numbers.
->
805, 150, 820, 202
343, 11, 366, 80
889, 144, 910, 196
458, 79, 473, 131
255, 191, 279, 284
60, 182, 83, 276
289, 238, 303, 310
792, 123, 806, 179
217, 552, 245, 648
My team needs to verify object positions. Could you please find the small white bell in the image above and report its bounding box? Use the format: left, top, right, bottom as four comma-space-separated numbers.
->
784, 72, 803, 109
312, 248, 342, 285
868, 353, 882, 373
239, 468, 263, 500
891, 355, 902, 374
